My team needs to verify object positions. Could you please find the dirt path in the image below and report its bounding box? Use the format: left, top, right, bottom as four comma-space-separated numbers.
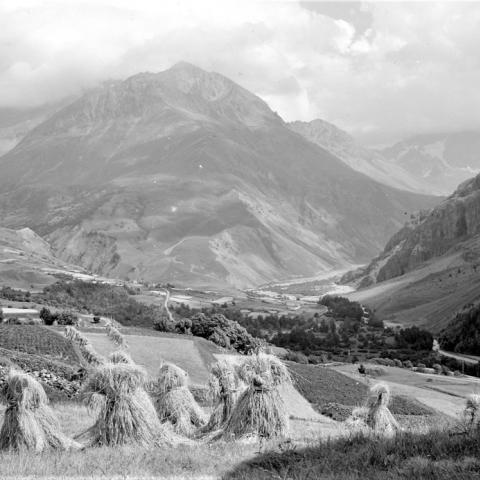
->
438, 349, 480, 365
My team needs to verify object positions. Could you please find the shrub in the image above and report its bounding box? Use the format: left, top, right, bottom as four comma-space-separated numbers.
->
284, 351, 308, 364
432, 364, 442, 374
393, 359, 403, 368
403, 360, 413, 369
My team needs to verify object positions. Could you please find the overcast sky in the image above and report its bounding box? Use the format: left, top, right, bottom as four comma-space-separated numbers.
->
1, 0, 479, 146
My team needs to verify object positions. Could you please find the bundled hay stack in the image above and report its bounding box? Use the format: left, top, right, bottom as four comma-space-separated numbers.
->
64, 326, 105, 366
82, 344, 105, 366
0, 370, 78, 451
108, 351, 134, 365
463, 393, 480, 431
214, 353, 291, 440
365, 383, 399, 437
76, 363, 179, 448
200, 358, 244, 434
154, 363, 206, 436
106, 325, 128, 348
64, 326, 89, 347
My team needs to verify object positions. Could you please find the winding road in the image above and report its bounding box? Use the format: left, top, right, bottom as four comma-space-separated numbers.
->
161, 288, 174, 322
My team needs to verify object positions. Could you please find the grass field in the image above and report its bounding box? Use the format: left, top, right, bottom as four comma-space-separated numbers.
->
0, 400, 474, 479
0, 402, 343, 479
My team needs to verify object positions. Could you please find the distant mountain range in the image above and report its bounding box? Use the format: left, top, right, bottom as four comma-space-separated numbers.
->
379, 132, 480, 196
0, 62, 441, 288
343, 172, 480, 332
289, 120, 441, 195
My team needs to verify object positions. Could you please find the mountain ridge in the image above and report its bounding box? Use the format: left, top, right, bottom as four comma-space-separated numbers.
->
0, 62, 440, 289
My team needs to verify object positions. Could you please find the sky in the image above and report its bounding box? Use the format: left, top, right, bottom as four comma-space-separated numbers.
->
0, 0, 479, 146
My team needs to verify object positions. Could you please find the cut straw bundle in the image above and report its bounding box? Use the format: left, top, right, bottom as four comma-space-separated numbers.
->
76, 363, 180, 448
81, 344, 105, 366
0, 370, 78, 451
64, 326, 89, 347
106, 325, 128, 348
154, 363, 206, 436
463, 393, 480, 431
64, 326, 105, 366
200, 358, 244, 434
365, 383, 399, 437
212, 354, 291, 440
108, 351, 134, 365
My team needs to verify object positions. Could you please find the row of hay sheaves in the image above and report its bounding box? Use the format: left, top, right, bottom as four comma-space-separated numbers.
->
1, 325, 479, 451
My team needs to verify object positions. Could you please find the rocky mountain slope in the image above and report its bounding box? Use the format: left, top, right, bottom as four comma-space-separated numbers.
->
380, 132, 480, 196
289, 120, 442, 195
343, 173, 480, 331
0, 62, 440, 289
0, 101, 74, 158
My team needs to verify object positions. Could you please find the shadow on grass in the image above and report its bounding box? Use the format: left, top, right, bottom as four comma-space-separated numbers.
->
224, 428, 480, 480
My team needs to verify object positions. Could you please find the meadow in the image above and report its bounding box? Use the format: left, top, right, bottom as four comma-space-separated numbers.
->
0, 401, 477, 479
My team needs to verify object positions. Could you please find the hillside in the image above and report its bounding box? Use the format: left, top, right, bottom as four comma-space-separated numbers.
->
342, 173, 480, 331
0, 62, 440, 289
289, 119, 441, 195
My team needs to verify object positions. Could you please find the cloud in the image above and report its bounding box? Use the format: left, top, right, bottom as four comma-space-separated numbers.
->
0, 0, 479, 145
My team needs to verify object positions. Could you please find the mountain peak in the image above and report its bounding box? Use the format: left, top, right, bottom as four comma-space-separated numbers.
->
169, 61, 205, 73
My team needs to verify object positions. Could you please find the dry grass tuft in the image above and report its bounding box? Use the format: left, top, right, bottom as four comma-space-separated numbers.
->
154, 363, 206, 436
76, 363, 181, 448
0, 370, 78, 451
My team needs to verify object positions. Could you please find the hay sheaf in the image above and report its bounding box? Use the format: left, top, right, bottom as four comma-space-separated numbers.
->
155, 363, 206, 436
463, 393, 480, 431
211, 354, 291, 441
365, 383, 400, 437
64, 326, 105, 366
108, 351, 134, 365
200, 358, 245, 434
76, 363, 182, 448
106, 325, 128, 348
0, 370, 79, 451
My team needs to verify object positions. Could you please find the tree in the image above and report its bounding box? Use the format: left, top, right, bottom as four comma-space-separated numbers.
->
0, 307, 3, 323
40, 307, 54, 325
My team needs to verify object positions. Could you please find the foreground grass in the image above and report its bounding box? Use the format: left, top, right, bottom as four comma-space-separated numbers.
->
226, 428, 480, 479
0, 401, 476, 479
0, 403, 332, 478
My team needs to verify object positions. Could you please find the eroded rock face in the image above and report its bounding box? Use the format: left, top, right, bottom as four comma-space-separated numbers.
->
346, 174, 480, 287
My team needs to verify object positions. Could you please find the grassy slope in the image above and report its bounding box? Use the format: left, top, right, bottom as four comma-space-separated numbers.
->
347, 254, 480, 332
83, 331, 211, 387
0, 402, 475, 480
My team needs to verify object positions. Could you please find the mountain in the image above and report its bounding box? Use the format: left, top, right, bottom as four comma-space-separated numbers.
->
0, 226, 67, 289
0, 101, 75, 158
343, 173, 480, 332
0, 62, 440, 289
289, 120, 442, 195
380, 132, 480, 196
